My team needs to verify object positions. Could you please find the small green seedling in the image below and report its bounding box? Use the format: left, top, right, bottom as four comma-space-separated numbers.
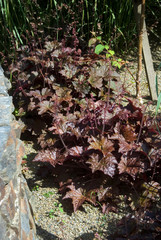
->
89, 35, 122, 69
14, 109, 19, 116
13, 108, 26, 117
54, 202, 64, 213
43, 191, 54, 198
23, 154, 27, 160
48, 209, 55, 218
47, 203, 64, 218
32, 185, 40, 191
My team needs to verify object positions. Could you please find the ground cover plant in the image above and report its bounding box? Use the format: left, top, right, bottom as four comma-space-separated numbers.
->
8, 31, 161, 238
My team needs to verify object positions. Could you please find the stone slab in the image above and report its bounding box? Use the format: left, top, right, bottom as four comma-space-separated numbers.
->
0, 64, 37, 239
0, 126, 17, 184
0, 96, 14, 126
0, 75, 8, 96
0, 215, 7, 240
0, 64, 11, 90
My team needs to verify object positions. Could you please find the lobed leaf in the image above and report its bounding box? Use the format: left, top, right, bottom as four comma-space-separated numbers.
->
87, 153, 117, 177
63, 184, 87, 212
33, 149, 65, 167
118, 152, 149, 179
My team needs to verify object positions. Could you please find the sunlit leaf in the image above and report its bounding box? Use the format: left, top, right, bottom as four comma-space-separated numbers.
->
118, 153, 146, 179
59, 63, 78, 79
118, 138, 134, 153
88, 75, 103, 89
96, 36, 102, 41
108, 50, 115, 56
68, 146, 83, 156
104, 45, 109, 50
95, 44, 105, 55
88, 136, 114, 156
38, 101, 53, 114
97, 186, 112, 201
88, 38, 97, 47
87, 153, 117, 177
63, 184, 86, 212
33, 149, 65, 167
120, 125, 137, 142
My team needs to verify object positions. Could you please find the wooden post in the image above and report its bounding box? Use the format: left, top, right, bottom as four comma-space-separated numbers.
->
133, 0, 158, 101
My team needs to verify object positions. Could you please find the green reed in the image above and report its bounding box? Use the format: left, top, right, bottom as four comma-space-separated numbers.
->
0, 0, 160, 57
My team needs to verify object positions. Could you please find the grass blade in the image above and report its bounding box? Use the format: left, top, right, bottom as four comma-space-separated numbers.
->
155, 62, 161, 97
155, 92, 161, 116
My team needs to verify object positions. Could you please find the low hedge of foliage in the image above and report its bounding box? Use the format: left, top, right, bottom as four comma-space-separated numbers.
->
9, 33, 161, 222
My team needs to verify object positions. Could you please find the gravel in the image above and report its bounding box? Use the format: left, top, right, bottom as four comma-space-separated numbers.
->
22, 45, 161, 240
23, 142, 127, 240
119, 45, 161, 115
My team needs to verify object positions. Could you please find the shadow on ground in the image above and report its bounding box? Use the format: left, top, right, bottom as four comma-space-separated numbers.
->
36, 225, 58, 240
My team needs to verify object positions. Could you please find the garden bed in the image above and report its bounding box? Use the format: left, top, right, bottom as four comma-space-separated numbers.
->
6, 37, 161, 240
19, 44, 161, 240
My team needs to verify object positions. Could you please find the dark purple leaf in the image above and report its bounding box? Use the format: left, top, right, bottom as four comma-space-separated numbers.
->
33, 149, 65, 167
63, 184, 87, 212
87, 153, 117, 177
118, 152, 147, 179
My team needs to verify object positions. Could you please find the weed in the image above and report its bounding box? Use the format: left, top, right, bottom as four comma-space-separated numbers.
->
54, 203, 64, 213
89, 34, 123, 68
48, 209, 55, 219
32, 185, 40, 192
22, 154, 27, 160
43, 191, 54, 198
48, 202, 64, 218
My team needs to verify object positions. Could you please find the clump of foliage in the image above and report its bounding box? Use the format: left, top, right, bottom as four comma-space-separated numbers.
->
9, 31, 161, 237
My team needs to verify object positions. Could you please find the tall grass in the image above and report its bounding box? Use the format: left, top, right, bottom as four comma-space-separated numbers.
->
0, 0, 33, 49
0, 0, 160, 58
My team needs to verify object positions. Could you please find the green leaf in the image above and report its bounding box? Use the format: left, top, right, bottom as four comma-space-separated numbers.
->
118, 58, 122, 62
49, 209, 54, 218
23, 154, 27, 159
106, 53, 110, 58
48, 191, 54, 195
104, 45, 109, 50
43, 193, 50, 198
32, 185, 39, 191
96, 36, 102, 41
95, 44, 105, 55
108, 50, 115, 56
14, 109, 19, 116
112, 61, 121, 69
59, 207, 64, 213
